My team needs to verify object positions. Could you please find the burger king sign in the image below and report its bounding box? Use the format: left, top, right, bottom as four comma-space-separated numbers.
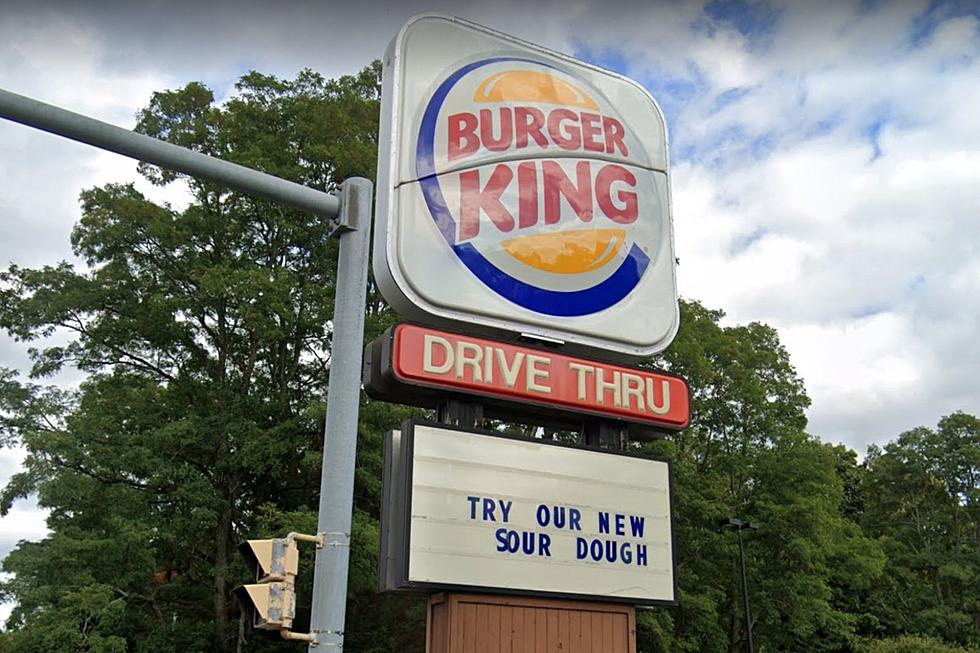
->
376, 15, 678, 359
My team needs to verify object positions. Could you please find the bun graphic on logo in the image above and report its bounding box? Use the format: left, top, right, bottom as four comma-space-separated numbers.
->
416, 58, 662, 317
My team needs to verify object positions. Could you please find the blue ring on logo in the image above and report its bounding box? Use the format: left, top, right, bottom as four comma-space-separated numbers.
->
416, 57, 649, 317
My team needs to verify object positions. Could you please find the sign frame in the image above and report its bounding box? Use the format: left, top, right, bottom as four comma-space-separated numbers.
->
364, 323, 691, 437
383, 419, 679, 607
375, 14, 679, 361
378, 429, 404, 594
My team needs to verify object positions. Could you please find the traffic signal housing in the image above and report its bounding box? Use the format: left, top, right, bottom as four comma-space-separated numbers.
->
235, 538, 299, 630
234, 581, 296, 630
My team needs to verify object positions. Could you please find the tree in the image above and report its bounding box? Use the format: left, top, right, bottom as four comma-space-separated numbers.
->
0, 63, 425, 652
637, 301, 884, 653
866, 635, 970, 653
860, 413, 980, 647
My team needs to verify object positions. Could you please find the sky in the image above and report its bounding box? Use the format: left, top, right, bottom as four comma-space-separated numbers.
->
1, 0, 979, 624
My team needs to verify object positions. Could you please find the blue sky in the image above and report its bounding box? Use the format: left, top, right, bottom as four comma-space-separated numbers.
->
2, 0, 980, 625
575, 0, 979, 170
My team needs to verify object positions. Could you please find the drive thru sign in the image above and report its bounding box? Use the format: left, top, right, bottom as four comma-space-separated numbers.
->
375, 15, 678, 359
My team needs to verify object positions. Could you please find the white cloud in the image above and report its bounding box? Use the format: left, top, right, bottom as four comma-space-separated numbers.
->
560, 0, 980, 452
0, 448, 49, 626
780, 312, 931, 449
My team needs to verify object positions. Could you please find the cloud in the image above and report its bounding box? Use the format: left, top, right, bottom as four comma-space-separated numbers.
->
563, 0, 980, 453
0, 447, 49, 566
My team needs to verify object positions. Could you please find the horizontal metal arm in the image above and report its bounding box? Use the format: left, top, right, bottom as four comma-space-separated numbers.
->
0, 88, 339, 219
279, 628, 316, 643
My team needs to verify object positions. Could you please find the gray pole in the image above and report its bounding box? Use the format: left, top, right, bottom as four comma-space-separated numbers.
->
309, 178, 372, 650
0, 88, 339, 218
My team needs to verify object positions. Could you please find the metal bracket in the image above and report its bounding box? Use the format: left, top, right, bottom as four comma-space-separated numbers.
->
311, 630, 344, 649
437, 399, 484, 429
583, 420, 628, 450
279, 628, 316, 643
285, 531, 323, 548
518, 331, 565, 347
320, 531, 351, 548
330, 180, 362, 237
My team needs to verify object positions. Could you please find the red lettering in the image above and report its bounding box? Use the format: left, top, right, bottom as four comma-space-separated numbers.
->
515, 107, 548, 149
480, 108, 513, 152
517, 162, 538, 229
581, 112, 604, 152
547, 109, 582, 151
603, 117, 628, 157
543, 161, 593, 224
596, 164, 637, 224
448, 113, 479, 161
459, 165, 515, 240
447, 109, 629, 159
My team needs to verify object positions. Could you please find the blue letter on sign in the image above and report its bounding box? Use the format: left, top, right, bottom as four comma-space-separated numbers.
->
598, 511, 610, 534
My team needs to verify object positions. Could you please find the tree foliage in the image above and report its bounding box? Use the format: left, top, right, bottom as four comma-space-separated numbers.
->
0, 64, 977, 652
0, 63, 421, 652
866, 635, 971, 653
637, 302, 885, 653
859, 414, 980, 647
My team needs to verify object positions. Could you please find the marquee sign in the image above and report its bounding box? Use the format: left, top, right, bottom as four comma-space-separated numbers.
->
380, 422, 677, 605
364, 324, 690, 432
375, 15, 678, 359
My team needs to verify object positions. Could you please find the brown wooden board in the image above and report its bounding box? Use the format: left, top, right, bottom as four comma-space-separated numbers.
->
429, 592, 636, 653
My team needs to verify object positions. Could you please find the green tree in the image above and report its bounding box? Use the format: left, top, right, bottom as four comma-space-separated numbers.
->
860, 413, 980, 647
866, 634, 970, 653
0, 63, 424, 652
638, 301, 884, 653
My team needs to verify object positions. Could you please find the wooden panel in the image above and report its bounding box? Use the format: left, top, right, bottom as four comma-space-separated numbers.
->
487, 604, 501, 652
603, 612, 615, 648
534, 607, 547, 651
428, 593, 635, 653
428, 594, 448, 653
569, 609, 583, 653
558, 609, 570, 652
611, 613, 626, 651
460, 601, 478, 653
499, 603, 512, 653
590, 612, 602, 651
546, 609, 558, 650
511, 606, 527, 653
476, 604, 490, 653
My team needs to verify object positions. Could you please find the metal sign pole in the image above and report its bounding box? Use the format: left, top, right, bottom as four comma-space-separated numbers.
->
0, 88, 340, 218
309, 178, 372, 650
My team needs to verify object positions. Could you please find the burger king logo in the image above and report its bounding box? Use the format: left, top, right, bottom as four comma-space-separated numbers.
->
416, 57, 663, 317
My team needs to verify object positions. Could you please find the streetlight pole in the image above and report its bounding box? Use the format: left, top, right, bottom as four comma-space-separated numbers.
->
721, 518, 759, 653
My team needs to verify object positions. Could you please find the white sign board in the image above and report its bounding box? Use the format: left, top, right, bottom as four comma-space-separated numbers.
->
390, 422, 676, 604
375, 15, 678, 359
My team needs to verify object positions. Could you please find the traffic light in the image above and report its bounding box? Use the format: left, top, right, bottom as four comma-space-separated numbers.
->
235, 533, 319, 641
239, 538, 299, 583
234, 580, 296, 630
235, 537, 299, 630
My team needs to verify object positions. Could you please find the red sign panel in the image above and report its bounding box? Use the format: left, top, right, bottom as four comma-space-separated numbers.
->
389, 324, 689, 430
